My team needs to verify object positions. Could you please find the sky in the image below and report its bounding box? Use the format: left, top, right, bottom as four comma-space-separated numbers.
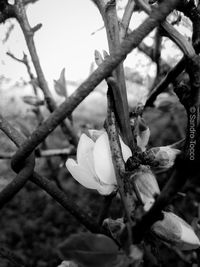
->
0, 0, 107, 81
0, 0, 155, 93
0, 0, 188, 97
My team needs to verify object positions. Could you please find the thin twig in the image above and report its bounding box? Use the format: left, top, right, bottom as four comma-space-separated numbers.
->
7, 51, 67, 189
13, 0, 78, 146
0, 114, 35, 208
12, 0, 180, 170
135, 0, 195, 57
0, 114, 105, 234
93, 0, 134, 150
31, 172, 104, 234
0, 147, 75, 159
120, 0, 135, 40
145, 57, 186, 107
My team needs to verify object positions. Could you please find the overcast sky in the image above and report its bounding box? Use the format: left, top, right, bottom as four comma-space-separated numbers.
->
0, 1, 155, 90
0, 0, 187, 96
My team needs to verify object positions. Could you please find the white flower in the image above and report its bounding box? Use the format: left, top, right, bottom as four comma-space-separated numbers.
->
66, 131, 132, 195
8, 0, 15, 5
131, 165, 160, 211
151, 212, 200, 250
149, 146, 181, 169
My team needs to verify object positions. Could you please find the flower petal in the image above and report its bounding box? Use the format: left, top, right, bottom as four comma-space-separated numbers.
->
88, 129, 105, 142
93, 132, 116, 185
137, 128, 150, 152
97, 184, 116, 195
143, 198, 155, 211
151, 212, 181, 244
180, 221, 200, 250
66, 158, 100, 190
77, 134, 97, 178
119, 137, 132, 162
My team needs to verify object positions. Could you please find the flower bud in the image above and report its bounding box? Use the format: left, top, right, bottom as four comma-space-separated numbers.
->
149, 146, 181, 169
136, 116, 150, 152
131, 165, 160, 211
151, 212, 200, 250
94, 50, 103, 66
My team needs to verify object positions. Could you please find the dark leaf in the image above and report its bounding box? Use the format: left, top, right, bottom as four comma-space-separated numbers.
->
58, 233, 123, 267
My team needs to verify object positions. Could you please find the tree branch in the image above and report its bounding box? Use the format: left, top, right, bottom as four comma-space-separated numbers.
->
0, 114, 104, 234
120, 0, 135, 41
145, 57, 186, 107
12, 0, 181, 170
13, 0, 78, 146
135, 0, 196, 57
106, 86, 133, 250
0, 147, 75, 159
93, 0, 134, 150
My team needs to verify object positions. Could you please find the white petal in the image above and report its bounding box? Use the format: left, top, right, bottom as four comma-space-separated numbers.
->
97, 184, 116, 195
119, 137, 132, 162
143, 198, 155, 211
66, 159, 100, 190
93, 132, 117, 185
180, 222, 200, 250
137, 128, 150, 151
77, 134, 97, 178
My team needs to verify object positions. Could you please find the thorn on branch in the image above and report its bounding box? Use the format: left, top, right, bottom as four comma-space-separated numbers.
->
6, 51, 25, 64
31, 22, 42, 33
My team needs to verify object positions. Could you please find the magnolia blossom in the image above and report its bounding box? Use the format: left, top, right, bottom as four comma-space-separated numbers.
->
149, 146, 181, 169
66, 130, 132, 195
131, 165, 160, 211
151, 212, 200, 250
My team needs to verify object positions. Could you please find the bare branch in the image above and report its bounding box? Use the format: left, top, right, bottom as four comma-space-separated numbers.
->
7, 51, 24, 63
120, 0, 135, 40
0, 114, 35, 208
145, 57, 186, 107
106, 86, 134, 250
23, 0, 39, 5
14, 0, 78, 146
94, 0, 134, 150
135, 0, 196, 57
11, 0, 181, 170
0, 147, 75, 159
0, 114, 104, 234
